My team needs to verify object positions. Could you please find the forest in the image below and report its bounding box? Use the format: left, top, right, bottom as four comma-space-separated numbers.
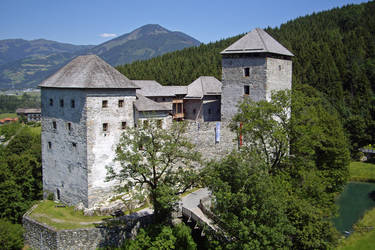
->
117, 2, 375, 154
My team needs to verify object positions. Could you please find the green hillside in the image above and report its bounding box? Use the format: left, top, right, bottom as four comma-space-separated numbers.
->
117, 2, 375, 152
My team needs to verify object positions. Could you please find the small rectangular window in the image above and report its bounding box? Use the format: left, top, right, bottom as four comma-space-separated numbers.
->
103, 123, 108, 132
49, 98, 53, 106
60, 99, 64, 107
67, 122, 72, 131
244, 85, 250, 96
48, 141, 52, 149
102, 100, 108, 108
72, 142, 77, 148
244, 67, 250, 77
118, 100, 124, 107
52, 121, 57, 129
71, 99, 75, 108
121, 122, 126, 130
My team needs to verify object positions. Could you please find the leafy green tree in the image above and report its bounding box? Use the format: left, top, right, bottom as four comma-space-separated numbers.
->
204, 88, 349, 248
0, 219, 24, 250
106, 121, 201, 222
119, 224, 196, 250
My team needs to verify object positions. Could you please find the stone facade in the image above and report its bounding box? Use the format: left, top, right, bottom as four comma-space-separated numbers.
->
221, 54, 292, 121
42, 88, 137, 208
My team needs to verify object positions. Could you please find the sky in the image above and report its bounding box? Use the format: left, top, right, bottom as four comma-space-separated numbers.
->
0, 0, 369, 45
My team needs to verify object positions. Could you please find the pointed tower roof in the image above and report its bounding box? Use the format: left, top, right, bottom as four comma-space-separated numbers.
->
221, 28, 294, 57
39, 55, 139, 89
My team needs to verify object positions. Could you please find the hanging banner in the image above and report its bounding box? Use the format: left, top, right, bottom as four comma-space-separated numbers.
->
215, 122, 221, 143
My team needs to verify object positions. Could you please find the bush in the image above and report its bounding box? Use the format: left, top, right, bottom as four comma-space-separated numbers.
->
0, 219, 24, 250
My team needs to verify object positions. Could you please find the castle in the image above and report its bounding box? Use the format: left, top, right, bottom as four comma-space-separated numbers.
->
39, 28, 293, 208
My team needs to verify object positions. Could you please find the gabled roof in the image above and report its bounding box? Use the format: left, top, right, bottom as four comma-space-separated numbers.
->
134, 80, 187, 97
185, 76, 222, 99
39, 55, 139, 89
221, 28, 294, 57
134, 94, 172, 112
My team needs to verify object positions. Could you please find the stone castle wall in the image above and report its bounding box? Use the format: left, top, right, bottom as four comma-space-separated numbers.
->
41, 88, 89, 207
23, 208, 153, 250
184, 121, 237, 161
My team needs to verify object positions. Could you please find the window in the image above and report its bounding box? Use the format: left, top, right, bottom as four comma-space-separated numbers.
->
279, 65, 282, 71
244, 67, 250, 77
102, 100, 108, 108
67, 122, 72, 131
162, 97, 166, 101
71, 99, 75, 108
193, 109, 196, 114
60, 99, 64, 107
103, 123, 108, 132
157, 119, 162, 128
72, 142, 77, 148
49, 98, 53, 106
244, 85, 250, 95
121, 121, 127, 130
56, 188, 60, 200
48, 141, 52, 149
118, 99, 124, 107
52, 121, 57, 129
208, 108, 212, 114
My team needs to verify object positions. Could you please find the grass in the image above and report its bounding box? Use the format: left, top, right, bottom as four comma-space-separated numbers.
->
0, 113, 17, 119
337, 207, 375, 250
29, 200, 110, 230
349, 162, 375, 182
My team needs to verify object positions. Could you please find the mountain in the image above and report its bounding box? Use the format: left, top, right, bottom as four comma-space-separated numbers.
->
0, 39, 94, 66
116, 2, 375, 151
90, 24, 201, 66
0, 24, 200, 90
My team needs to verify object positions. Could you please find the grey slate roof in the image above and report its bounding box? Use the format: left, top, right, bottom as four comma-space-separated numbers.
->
185, 76, 222, 99
134, 80, 187, 97
221, 28, 294, 57
134, 94, 172, 112
39, 55, 139, 89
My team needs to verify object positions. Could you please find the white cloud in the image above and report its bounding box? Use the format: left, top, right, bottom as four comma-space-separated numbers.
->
99, 33, 117, 38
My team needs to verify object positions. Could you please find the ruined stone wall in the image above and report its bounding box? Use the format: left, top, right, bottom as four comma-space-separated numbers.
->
86, 89, 137, 208
23, 210, 153, 250
221, 55, 267, 121
41, 88, 88, 206
184, 121, 237, 161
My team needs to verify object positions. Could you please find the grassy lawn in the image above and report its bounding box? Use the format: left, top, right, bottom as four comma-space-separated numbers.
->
337, 207, 375, 250
0, 113, 17, 119
349, 162, 375, 182
29, 200, 110, 230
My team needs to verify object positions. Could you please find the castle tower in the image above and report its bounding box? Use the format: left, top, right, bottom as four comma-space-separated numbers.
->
39, 55, 139, 208
221, 28, 294, 121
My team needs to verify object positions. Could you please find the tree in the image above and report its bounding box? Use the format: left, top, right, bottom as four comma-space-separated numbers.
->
106, 121, 201, 222
0, 219, 24, 250
204, 88, 349, 248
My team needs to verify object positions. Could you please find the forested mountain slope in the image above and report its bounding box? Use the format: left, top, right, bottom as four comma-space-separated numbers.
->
117, 2, 375, 151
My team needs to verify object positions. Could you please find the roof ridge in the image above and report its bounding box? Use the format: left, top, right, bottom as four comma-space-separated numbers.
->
200, 77, 204, 98
256, 28, 268, 52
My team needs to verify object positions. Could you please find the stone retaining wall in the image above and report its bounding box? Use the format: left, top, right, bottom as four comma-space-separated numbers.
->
23, 208, 153, 250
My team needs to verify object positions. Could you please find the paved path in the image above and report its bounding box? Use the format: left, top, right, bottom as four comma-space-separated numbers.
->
182, 188, 210, 209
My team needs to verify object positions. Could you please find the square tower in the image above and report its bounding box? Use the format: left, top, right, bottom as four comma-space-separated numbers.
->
221, 28, 293, 121
39, 55, 139, 208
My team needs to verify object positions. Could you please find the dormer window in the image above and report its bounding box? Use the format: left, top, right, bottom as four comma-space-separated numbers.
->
244, 67, 250, 77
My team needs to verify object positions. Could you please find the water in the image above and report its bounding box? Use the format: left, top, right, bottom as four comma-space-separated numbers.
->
333, 182, 375, 233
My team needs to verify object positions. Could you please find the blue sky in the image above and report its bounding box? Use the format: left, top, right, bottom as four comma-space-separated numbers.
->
0, 0, 369, 45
